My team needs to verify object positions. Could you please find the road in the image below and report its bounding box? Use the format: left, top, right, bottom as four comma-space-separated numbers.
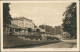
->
33, 40, 77, 48
7, 40, 77, 48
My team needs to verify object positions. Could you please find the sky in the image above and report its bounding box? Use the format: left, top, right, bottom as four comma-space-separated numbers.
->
9, 2, 72, 27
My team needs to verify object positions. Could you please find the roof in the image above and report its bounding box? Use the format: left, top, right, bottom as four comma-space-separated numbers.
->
9, 23, 20, 28
13, 17, 32, 21
9, 23, 29, 29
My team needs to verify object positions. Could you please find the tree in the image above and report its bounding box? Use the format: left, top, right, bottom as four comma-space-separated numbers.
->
36, 29, 40, 32
39, 25, 55, 34
62, 3, 77, 39
28, 28, 32, 32
39, 24, 45, 29
3, 3, 12, 35
3, 3, 12, 28
54, 26, 63, 35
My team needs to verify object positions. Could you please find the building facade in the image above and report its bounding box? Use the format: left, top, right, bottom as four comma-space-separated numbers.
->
9, 17, 35, 35
11, 17, 34, 29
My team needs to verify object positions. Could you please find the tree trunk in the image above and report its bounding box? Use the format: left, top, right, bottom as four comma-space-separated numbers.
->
4, 26, 8, 36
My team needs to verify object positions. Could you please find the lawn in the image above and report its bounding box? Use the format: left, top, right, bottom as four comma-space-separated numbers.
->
3, 35, 61, 48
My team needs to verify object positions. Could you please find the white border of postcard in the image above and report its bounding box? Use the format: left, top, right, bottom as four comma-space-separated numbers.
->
1, 0, 79, 51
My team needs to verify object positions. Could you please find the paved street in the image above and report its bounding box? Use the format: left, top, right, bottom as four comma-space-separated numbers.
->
33, 40, 77, 48
6, 39, 77, 48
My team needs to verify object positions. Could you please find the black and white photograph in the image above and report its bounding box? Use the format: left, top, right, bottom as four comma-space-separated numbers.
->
1, 0, 79, 51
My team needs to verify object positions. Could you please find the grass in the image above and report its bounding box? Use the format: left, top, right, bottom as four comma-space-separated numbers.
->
3, 35, 61, 48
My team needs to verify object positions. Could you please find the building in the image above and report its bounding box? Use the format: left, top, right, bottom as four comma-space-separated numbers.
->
9, 17, 35, 35
11, 17, 34, 29
9, 16, 46, 38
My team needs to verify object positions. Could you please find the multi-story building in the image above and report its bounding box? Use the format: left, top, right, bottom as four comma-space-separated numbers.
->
9, 17, 35, 35
11, 17, 34, 29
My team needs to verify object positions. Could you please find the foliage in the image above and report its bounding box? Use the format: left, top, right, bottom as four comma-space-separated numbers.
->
36, 29, 40, 32
54, 26, 63, 35
28, 28, 32, 32
39, 25, 54, 34
62, 3, 77, 39
3, 3, 12, 28
39, 25, 63, 35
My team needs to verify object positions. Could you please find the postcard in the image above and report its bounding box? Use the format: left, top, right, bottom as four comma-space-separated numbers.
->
0, 0, 79, 51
